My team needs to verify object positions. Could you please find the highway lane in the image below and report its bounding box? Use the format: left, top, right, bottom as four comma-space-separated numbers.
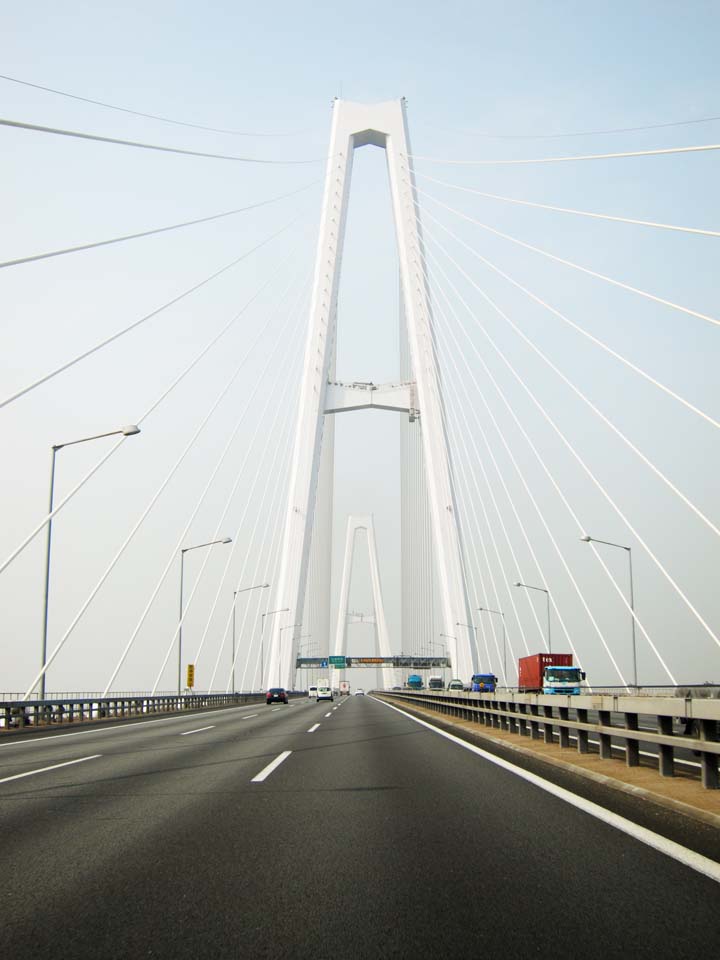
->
1, 694, 718, 958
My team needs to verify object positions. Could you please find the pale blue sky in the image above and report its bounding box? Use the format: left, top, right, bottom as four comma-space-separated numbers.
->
1, 1, 718, 691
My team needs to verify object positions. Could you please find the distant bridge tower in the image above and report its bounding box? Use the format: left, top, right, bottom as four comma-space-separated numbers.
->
333, 515, 393, 689
265, 98, 475, 689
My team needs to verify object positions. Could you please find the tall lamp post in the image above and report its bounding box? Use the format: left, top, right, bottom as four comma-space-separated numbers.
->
514, 582, 551, 653
179, 537, 232, 694
280, 623, 301, 689
478, 606, 506, 686
261, 607, 289, 690
40, 423, 141, 699
232, 582, 270, 694
456, 621, 478, 672
581, 534, 637, 688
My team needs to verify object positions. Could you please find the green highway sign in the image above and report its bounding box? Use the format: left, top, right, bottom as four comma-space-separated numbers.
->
328, 655, 346, 666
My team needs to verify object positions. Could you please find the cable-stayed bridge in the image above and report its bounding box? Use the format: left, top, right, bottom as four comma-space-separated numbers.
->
2, 90, 720, 955
2, 97, 717, 701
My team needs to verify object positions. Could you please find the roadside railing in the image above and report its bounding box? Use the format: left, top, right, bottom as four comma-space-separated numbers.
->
378, 689, 720, 790
0, 691, 305, 732
493, 685, 720, 699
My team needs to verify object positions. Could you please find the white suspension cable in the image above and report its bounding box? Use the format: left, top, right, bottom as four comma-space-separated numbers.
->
408, 142, 720, 165
448, 416, 518, 679
1, 181, 321, 270
424, 244, 633, 685
150, 279, 309, 694
416, 172, 720, 239
242, 461, 292, 692
23, 297, 291, 700
236, 447, 293, 693
423, 238, 680, 680
434, 309, 581, 667
206, 334, 305, 689
430, 315, 532, 664
221, 392, 299, 693
421, 219, 720, 541
433, 299, 582, 672
414, 191, 719, 430
0, 227, 312, 579
414, 187, 720, 330
101, 257, 309, 693
0, 212, 308, 411
425, 256, 558, 666
442, 362, 548, 655
196, 289, 309, 679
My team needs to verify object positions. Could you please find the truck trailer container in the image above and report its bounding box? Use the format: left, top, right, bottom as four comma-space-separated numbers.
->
518, 653, 585, 694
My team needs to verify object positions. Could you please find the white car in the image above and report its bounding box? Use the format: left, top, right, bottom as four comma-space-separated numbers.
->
354, 688, 365, 696
308, 685, 318, 698
316, 684, 333, 702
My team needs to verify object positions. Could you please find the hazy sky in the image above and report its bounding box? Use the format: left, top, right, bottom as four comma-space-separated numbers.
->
1, 1, 718, 693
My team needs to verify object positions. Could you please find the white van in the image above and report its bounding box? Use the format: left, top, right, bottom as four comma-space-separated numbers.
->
316, 679, 333, 702
308, 685, 318, 699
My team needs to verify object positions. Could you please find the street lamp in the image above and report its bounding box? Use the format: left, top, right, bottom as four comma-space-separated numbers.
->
429, 637, 447, 681
514, 582, 551, 653
581, 534, 637, 688
456, 621, 478, 671
40, 424, 141, 698
232, 582, 270, 694
178, 537, 232, 694
280, 623, 301, 687
478, 606, 506, 685
261, 607, 290, 690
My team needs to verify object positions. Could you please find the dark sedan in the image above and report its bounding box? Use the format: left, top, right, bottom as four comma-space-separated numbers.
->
266, 687, 289, 705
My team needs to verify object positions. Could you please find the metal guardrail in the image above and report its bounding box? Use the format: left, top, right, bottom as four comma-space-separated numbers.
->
379, 690, 720, 790
496, 685, 720, 698
0, 691, 304, 732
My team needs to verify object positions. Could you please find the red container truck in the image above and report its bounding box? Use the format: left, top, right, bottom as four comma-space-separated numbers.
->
518, 653, 585, 694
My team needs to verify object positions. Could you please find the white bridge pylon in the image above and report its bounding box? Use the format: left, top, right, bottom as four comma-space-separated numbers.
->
265, 98, 475, 689
333, 515, 393, 689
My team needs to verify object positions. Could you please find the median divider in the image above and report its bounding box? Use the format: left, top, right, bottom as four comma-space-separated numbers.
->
1, 692, 306, 734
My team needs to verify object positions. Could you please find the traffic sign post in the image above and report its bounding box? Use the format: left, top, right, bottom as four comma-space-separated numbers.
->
186, 664, 195, 689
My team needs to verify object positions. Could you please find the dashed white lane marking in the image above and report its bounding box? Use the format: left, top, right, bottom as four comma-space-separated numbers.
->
271, 707, 281, 712
324, 712, 332, 718
0, 754, 101, 785
251, 750, 292, 783
242, 714, 258, 720
0, 704, 267, 748
307, 723, 320, 733
333, 707, 338, 711
180, 726, 215, 736
373, 697, 720, 885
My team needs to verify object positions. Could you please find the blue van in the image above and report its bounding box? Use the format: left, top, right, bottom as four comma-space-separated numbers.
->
471, 673, 497, 693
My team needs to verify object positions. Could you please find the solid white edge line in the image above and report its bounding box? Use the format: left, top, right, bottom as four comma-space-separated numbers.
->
371, 696, 720, 884
251, 750, 292, 782
307, 723, 320, 733
0, 754, 101, 785
179, 725, 215, 736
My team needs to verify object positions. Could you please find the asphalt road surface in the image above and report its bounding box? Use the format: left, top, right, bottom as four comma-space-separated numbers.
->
1, 694, 719, 958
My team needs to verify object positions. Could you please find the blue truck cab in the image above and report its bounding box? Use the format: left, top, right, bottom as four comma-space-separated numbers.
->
406, 674, 424, 690
471, 673, 497, 693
